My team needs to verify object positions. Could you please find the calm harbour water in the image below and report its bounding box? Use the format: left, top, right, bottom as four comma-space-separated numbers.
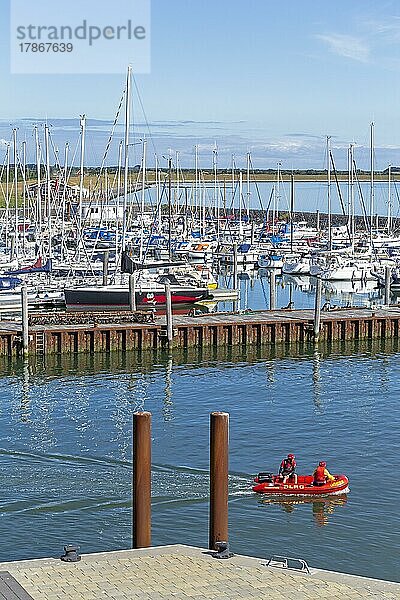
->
0, 275, 398, 582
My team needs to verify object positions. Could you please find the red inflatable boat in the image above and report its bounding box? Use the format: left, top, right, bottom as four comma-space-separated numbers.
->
253, 472, 349, 496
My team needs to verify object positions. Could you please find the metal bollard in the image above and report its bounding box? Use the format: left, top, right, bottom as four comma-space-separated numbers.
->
60, 544, 81, 562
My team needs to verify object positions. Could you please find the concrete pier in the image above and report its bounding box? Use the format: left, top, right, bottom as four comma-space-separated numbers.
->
0, 544, 398, 599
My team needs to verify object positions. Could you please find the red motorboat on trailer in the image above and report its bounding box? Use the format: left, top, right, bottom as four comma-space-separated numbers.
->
253, 472, 349, 496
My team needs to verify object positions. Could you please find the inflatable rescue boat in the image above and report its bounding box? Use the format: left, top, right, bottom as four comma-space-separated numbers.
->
253, 472, 349, 495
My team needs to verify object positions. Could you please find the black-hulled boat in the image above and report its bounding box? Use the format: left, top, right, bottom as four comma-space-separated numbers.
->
64, 273, 211, 310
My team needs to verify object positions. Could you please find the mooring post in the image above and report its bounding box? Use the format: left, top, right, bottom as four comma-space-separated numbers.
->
132, 411, 151, 549
269, 270, 276, 310
314, 276, 322, 341
232, 243, 239, 311
233, 243, 238, 289
129, 273, 136, 312
21, 281, 29, 355
209, 411, 229, 550
102, 250, 109, 286
384, 265, 391, 306
165, 281, 173, 345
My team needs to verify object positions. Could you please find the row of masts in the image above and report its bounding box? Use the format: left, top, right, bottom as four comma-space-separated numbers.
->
0, 66, 397, 280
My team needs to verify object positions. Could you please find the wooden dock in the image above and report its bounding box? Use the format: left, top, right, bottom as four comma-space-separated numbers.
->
2, 306, 400, 356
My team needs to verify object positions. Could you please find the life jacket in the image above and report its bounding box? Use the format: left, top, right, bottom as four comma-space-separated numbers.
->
314, 465, 326, 482
281, 458, 295, 472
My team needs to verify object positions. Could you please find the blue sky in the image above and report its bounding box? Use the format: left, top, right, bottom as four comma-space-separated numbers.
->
2, 0, 400, 169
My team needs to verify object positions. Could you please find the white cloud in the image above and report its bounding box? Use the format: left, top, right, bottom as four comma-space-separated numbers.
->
316, 33, 369, 63
363, 17, 400, 43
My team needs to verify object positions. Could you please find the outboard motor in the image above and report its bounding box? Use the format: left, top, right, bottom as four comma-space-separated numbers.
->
256, 472, 274, 483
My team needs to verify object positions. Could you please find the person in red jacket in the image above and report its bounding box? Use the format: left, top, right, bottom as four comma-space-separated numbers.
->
313, 461, 335, 486
279, 453, 297, 484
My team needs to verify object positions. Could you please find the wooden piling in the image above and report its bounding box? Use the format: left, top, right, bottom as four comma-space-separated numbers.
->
384, 266, 391, 306
102, 250, 109, 286
165, 282, 173, 345
269, 270, 276, 310
129, 274, 136, 312
132, 411, 152, 549
21, 282, 29, 355
314, 277, 322, 341
209, 411, 229, 550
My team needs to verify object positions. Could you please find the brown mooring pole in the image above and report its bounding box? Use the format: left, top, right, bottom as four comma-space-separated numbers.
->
314, 276, 322, 342
132, 411, 151, 548
209, 411, 229, 550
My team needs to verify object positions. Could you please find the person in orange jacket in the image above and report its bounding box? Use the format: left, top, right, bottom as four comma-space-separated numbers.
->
313, 461, 335, 486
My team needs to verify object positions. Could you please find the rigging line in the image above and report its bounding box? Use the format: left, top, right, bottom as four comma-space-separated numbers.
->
329, 150, 352, 246
92, 90, 126, 193
393, 180, 400, 230
132, 75, 158, 157
248, 155, 266, 211
352, 159, 369, 232
260, 187, 275, 241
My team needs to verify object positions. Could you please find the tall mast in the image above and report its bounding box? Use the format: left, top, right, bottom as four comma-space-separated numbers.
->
155, 154, 161, 228
213, 144, 219, 240
122, 65, 132, 262
290, 172, 294, 253
78, 115, 86, 260
168, 156, 172, 260
22, 140, 26, 256
246, 151, 251, 219
349, 143, 355, 248
5, 143, 10, 252
175, 150, 180, 213
115, 140, 123, 263
239, 170, 243, 238
194, 145, 199, 222
327, 135, 332, 250
139, 138, 147, 262
34, 126, 42, 254
61, 142, 69, 261
13, 128, 18, 259
45, 123, 52, 259
231, 154, 235, 220
387, 163, 392, 235
370, 122, 374, 248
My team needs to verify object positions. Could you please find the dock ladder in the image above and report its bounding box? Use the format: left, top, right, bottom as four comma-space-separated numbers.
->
35, 330, 45, 355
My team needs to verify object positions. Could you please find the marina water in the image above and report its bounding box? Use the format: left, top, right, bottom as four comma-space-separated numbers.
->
0, 275, 397, 582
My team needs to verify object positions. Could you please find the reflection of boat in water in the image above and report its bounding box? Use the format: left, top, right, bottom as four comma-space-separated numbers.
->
282, 255, 311, 275
322, 279, 381, 307
323, 279, 378, 295
253, 472, 349, 495
259, 494, 348, 527
281, 274, 313, 292
258, 253, 284, 270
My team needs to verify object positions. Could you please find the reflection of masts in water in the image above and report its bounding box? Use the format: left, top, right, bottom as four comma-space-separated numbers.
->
312, 350, 322, 411
163, 356, 174, 422
380, 355, 390, 393
266, 362, 275, 384
244, 276, 249, 309
20, 359, 31, 423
